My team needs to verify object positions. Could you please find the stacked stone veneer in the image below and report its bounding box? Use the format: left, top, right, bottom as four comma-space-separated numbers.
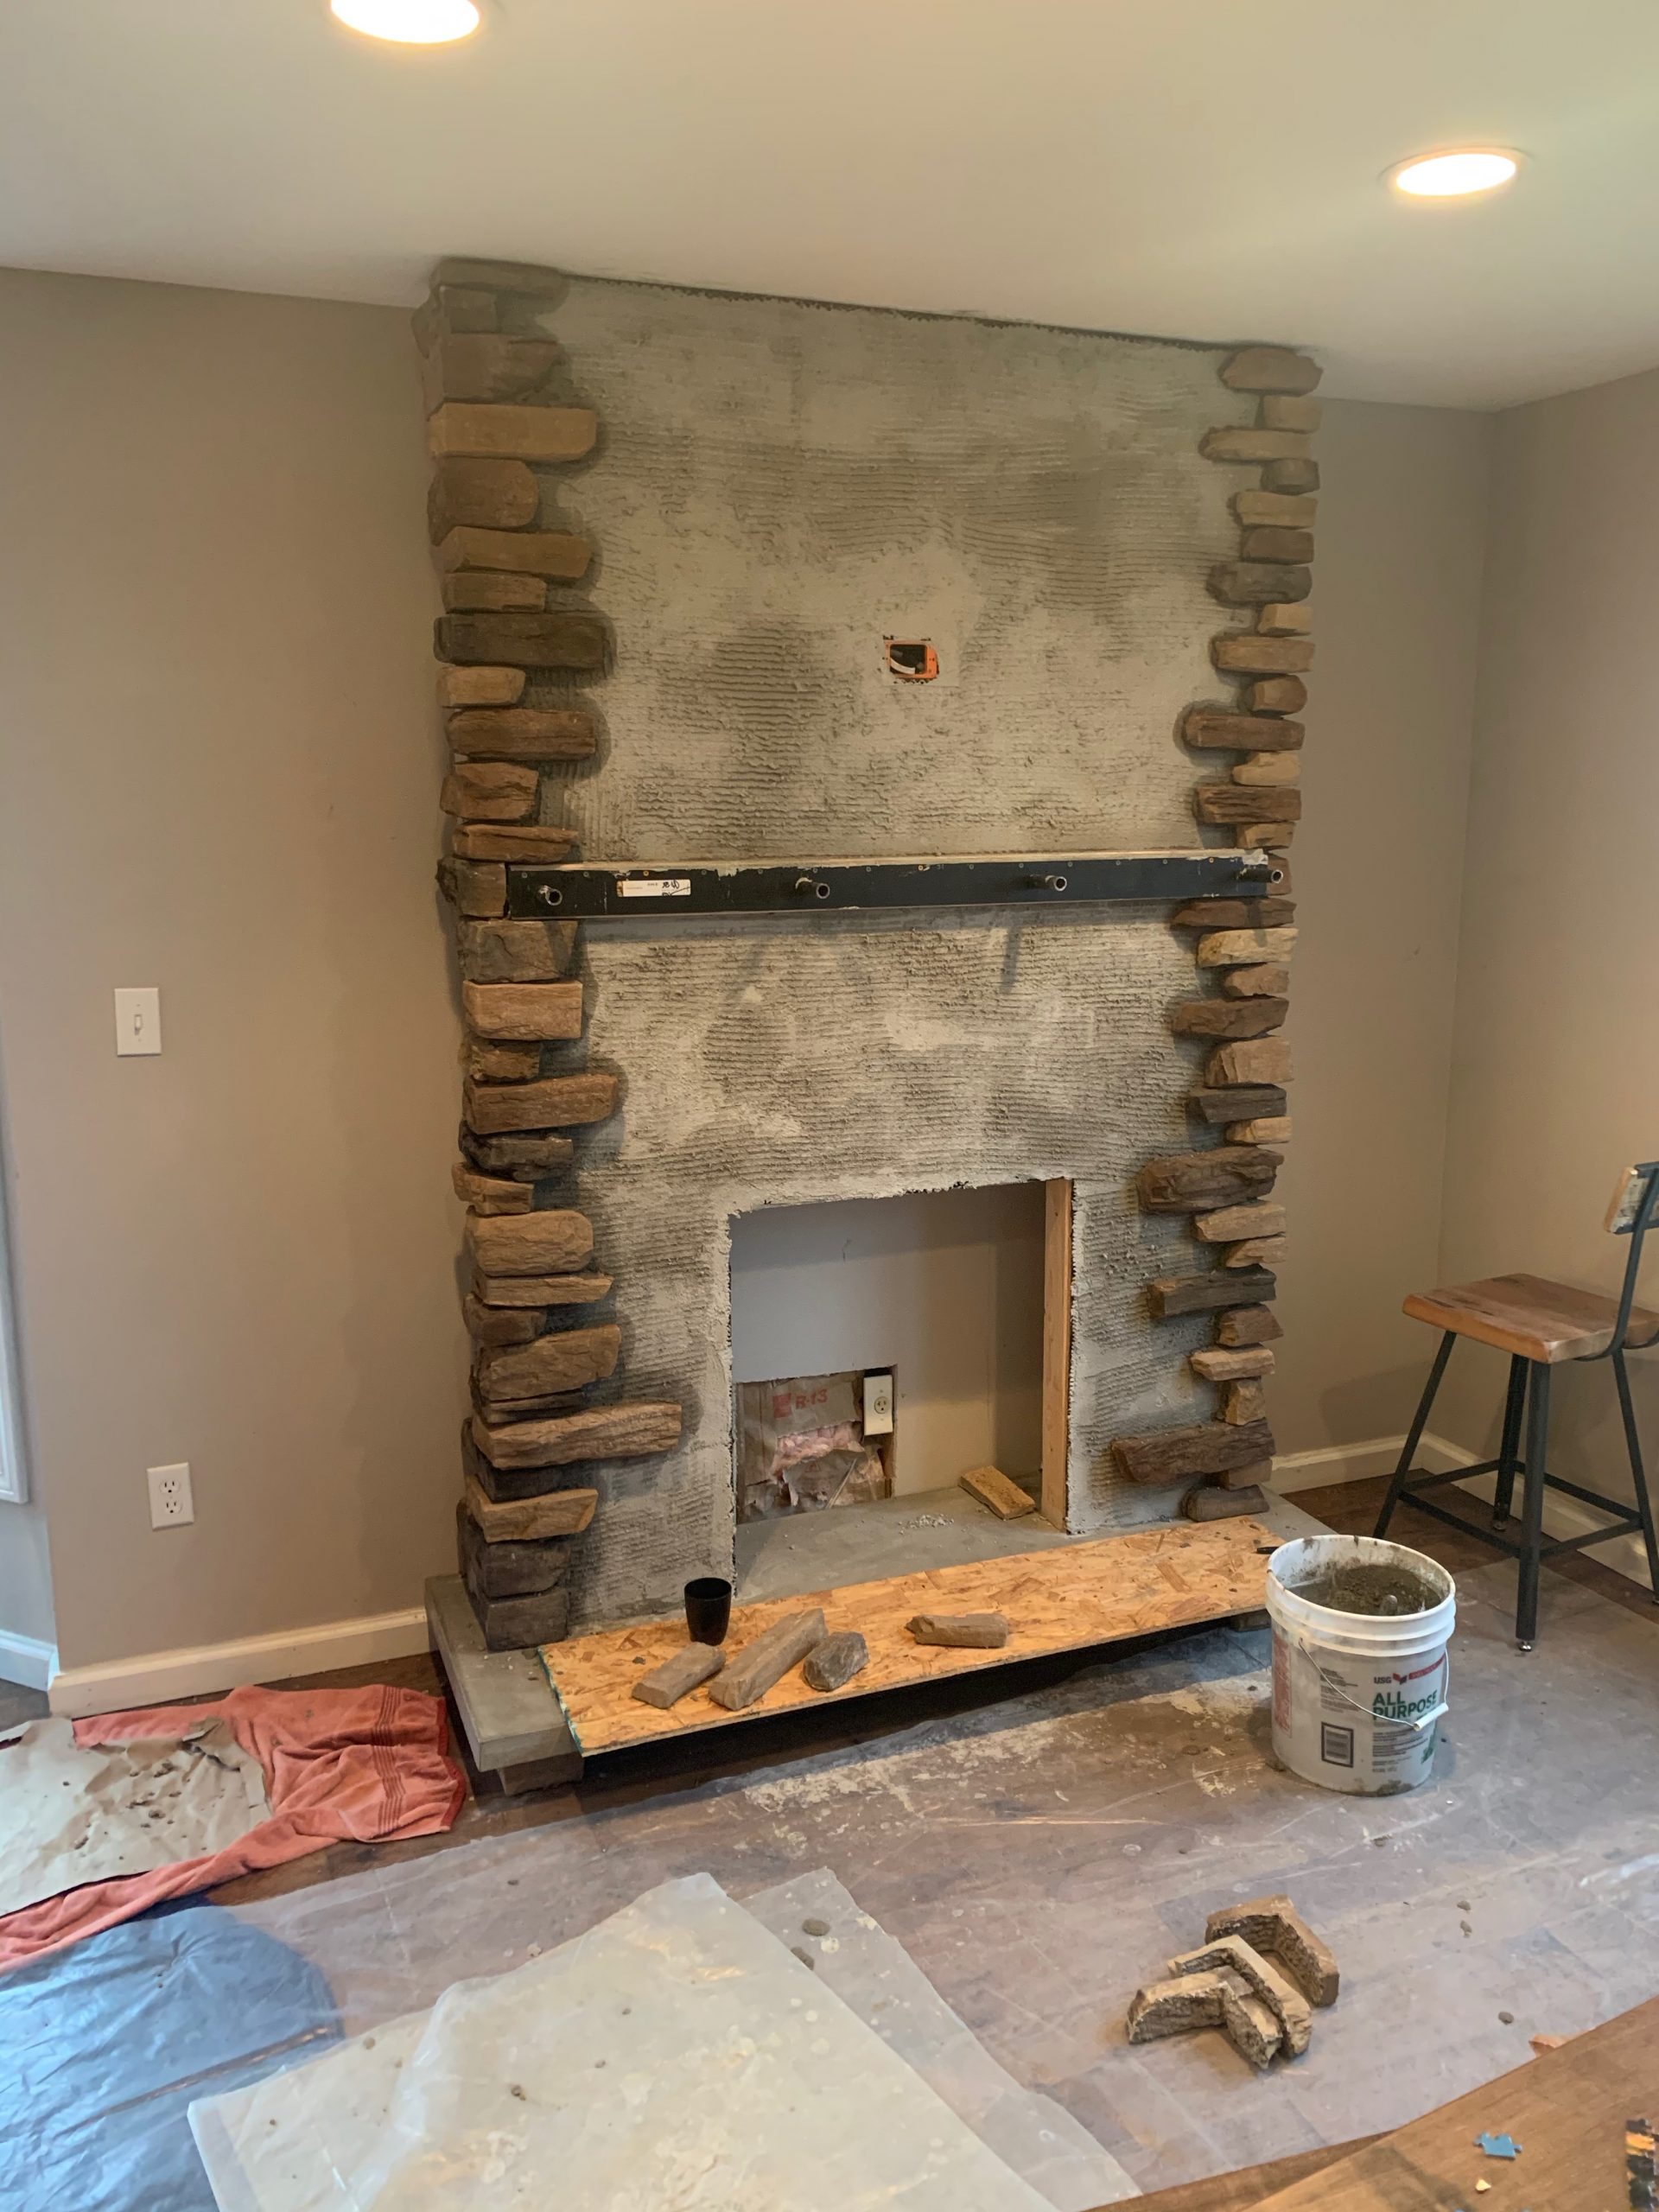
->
1112, 345, 1320, 1518
416, 257, 1318, 1643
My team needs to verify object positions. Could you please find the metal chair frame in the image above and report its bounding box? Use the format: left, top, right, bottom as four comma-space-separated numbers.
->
1375, 1160, 1659, 1650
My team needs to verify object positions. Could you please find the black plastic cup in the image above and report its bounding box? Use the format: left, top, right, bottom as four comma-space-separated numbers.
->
684, 1576, 733, 1646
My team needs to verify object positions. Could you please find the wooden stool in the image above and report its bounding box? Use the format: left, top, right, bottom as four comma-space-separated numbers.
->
1376, 1162, 1659, 1649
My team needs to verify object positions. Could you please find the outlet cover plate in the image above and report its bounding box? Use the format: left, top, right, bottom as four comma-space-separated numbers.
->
147, 1461, 194, 1528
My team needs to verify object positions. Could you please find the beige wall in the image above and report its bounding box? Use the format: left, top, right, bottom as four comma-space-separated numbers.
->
729, 1185, 1046, 1497
0, 268, 465, 1671
1271, 399, 1491, 1459
0, 265, 1500, 1677
1434, 364, 1659, 1512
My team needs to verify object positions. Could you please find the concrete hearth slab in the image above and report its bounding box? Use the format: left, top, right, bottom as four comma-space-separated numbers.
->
735, 1480, 1073, 1601
425, 1575, 580, 1788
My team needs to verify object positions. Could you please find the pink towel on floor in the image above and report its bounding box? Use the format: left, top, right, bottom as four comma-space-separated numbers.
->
0, 1683, 465, 1972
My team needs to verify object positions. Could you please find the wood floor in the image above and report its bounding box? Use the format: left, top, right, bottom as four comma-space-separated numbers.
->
1294, 1471, 1659, 1623
3, 1471, 1652, 1921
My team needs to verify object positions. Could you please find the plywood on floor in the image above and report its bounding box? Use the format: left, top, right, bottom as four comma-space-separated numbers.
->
1233, 1994, 1658, 2212
543, 1516, 1276, 1756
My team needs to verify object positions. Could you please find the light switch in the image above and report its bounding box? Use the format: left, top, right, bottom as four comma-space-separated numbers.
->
114, 987, 162, 1056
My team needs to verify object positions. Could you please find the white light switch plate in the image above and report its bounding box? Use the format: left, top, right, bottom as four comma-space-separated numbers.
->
114, 987, 162, 1056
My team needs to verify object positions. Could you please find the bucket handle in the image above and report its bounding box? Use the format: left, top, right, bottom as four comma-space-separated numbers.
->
1313, 1649, 1450, 1733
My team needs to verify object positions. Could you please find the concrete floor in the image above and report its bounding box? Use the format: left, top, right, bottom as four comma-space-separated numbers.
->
221, 1487, 1659, 2195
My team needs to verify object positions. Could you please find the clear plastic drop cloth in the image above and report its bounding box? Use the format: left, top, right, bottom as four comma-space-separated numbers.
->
226, 1828, 1136, 2207
746, 1869, 1135, 2209
190, 1872, 1056, 2212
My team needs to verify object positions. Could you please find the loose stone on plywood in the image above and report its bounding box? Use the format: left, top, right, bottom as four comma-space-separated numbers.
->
632, 1642, 725, 1709
906, 1611, 1012, 1649
708, 1609, 828, 1710
802, 1630, 870, 1692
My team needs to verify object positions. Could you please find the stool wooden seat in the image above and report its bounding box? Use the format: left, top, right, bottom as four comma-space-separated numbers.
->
1402, 1272, 1659, 1364
1377, 1167, 1659, 1650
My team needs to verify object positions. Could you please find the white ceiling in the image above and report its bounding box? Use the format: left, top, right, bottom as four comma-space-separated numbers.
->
3, 1, 1657, 409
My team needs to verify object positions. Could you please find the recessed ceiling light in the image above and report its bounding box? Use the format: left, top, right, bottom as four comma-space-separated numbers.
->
330, 0, 481, 44
1389, 149, 1521, 200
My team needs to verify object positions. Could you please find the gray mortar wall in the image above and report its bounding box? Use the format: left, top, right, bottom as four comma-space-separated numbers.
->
508, 280, 1254, 1630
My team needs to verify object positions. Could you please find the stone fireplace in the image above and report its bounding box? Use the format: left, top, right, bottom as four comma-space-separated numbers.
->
425, 262, 1312, 1647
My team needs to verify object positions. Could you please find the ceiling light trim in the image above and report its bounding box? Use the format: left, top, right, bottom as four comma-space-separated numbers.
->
329, 0, 483, 48
1386, 148, 1522, 200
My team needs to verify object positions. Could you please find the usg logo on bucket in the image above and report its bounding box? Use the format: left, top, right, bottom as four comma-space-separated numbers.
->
1371, 1661, 1443, 1725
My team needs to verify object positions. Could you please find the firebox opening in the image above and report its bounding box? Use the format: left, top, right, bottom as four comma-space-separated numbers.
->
728, 1182, 1071, 1597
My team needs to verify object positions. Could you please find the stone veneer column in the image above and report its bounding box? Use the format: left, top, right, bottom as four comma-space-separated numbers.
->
416, 257, 682, 1649
1112, 346, 1320, 1519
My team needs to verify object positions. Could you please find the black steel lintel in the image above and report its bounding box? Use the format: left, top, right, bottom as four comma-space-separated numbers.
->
505, 849, 1282, 921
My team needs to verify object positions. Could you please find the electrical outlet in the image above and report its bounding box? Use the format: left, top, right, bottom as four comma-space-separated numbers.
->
147, 1461, 194, 1529
862, 1371, 894, 1435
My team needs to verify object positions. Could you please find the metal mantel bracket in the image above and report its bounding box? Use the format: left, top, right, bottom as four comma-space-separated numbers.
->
505, 849, 1281, 921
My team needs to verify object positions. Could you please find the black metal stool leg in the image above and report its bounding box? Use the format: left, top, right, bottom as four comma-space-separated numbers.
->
1611, 1347, 1659, 1604
1376, 1331, 1456, 1538
1516, 1360, 1550, 1651
1491, 1353, 1528, 1529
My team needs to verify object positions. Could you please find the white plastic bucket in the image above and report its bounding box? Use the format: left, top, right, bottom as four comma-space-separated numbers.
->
1267, 1535, 1456, 1796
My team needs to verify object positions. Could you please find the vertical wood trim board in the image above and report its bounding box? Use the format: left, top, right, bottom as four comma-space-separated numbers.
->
1041, 1177, 1073, 1528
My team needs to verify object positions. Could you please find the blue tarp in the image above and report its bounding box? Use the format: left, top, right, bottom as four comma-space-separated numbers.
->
0, 1900, 340, 2212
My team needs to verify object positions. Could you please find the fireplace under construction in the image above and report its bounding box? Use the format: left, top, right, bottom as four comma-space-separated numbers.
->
424, 259, 1313, 1687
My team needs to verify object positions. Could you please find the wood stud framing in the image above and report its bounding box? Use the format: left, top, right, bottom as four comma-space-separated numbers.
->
1116, 342, 1322, 1520
416, 257, 682, 1649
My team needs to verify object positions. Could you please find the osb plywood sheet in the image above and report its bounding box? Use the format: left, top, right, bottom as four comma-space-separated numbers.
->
542, 1517, 1275, 1756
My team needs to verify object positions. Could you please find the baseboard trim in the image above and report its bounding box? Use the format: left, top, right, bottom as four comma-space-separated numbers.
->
1270, 1434, 1471, 1491
0, 1626, 59, 1692
1274, 1433, 1655, 1589
48, 1605, 431, 1719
